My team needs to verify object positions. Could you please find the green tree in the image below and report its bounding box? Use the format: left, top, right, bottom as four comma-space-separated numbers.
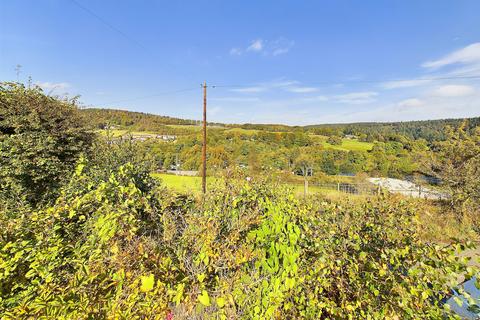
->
327, 135, 342, 145
429, 123, 480, 218
0, 82, 94, 206
294, 153, 314, 196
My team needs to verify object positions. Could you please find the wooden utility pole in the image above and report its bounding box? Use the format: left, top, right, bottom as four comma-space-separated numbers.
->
202, 81, 207, 194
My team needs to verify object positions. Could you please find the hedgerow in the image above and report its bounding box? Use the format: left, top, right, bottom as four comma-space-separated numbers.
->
1, 159, 476, 319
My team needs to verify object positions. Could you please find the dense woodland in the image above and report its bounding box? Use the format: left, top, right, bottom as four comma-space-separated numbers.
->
84, 107, 480, 142
82, 109, 436, 179
1, 83, 479, 319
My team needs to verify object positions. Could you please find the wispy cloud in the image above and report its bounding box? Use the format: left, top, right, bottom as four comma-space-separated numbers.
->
332, 91, 378, 104
285, 86, 318, 93
397, 98, 424, 109
221, 43, 480, 124
230, 86, 267, 93
381, 42, 480, 92
430, 84, 475, 97
271, 38, 295, 56
229, 48, 242, 56
247, 39, 263, 52
422, 42, 480, 69
382, 78, 433, 89
230, 37, 294, 56
230, 79, 299, 93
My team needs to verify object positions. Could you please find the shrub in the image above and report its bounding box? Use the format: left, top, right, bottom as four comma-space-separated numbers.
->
0, 82, 94, 206
0, 159, 476, 319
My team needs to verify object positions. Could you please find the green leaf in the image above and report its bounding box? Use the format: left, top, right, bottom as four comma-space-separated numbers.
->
198, 290, 211, 306
140, 274, 155, 292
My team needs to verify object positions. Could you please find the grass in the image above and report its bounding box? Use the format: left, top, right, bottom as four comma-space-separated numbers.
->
165, 124, 201, 131
224, 127, 260, 135
152, 173, 364, 198
320, 138, 374, 152
97, 129, 161, 137
151, 173, 216, 193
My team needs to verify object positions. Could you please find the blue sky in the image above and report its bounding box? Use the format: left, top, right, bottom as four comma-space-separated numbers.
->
1, 0, 480, 125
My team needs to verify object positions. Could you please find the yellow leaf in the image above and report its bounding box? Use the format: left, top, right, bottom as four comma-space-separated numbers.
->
197, 273, 206, 283
216, 297, 226, 308
140, 274, 155, 292
198, 290, 211, 306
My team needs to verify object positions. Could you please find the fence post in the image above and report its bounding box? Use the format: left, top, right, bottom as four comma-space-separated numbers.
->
337, 182, 340, 192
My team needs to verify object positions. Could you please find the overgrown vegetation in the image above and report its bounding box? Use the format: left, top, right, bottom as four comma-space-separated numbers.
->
428, 122, 480, 227
0, 83, 94, 207
1, 160, 477, 319
1, 83, 479, 319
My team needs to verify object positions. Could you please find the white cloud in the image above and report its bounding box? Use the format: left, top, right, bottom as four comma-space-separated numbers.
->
230, 37, 294, 56
229, 48, 242, 56
301, 95, 329, 102
36, 81, 70, 91
247, 39, 263, 52
382, 78, 432, 89
272, 48, 289, 56
230, 79, 298, 93
422, 42, 480, 69
397, 98, 424, 108
431, 84, 475, 97
230, 86, 266, 93
333, 91, 378, 104
285, 86, 318, 93
271, 38, 295, 56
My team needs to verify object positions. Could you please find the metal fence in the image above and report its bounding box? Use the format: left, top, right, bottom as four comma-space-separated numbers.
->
311, 182, 448, 200
313, 183, 378, 195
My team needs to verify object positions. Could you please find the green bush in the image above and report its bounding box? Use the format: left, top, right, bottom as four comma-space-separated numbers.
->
1, 159, 476, 319
0, 82, 94, 207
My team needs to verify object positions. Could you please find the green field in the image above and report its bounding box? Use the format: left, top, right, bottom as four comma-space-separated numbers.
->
152, 173, 213, 193
97, 129, 161, 137
224, 127, 260, 135
152, 173, 364, 198
321, 138, 374, 152
165, 124, 201, 131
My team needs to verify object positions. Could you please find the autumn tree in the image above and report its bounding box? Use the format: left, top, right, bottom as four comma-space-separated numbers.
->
428, 122, 480, 218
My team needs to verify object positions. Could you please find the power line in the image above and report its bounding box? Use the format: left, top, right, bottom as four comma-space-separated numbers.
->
88, 73, 480, 107
211, 74, 480, 88
101, 87, 199, 105
69, 0, 146, 49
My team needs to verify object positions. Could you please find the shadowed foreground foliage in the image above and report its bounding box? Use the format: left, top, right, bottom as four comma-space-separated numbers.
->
1, 160, 476, 319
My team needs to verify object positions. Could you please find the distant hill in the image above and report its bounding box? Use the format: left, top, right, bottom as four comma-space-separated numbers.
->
82, 108, 198, 131
305, 117, 480, 142
82, 107, 479, 142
